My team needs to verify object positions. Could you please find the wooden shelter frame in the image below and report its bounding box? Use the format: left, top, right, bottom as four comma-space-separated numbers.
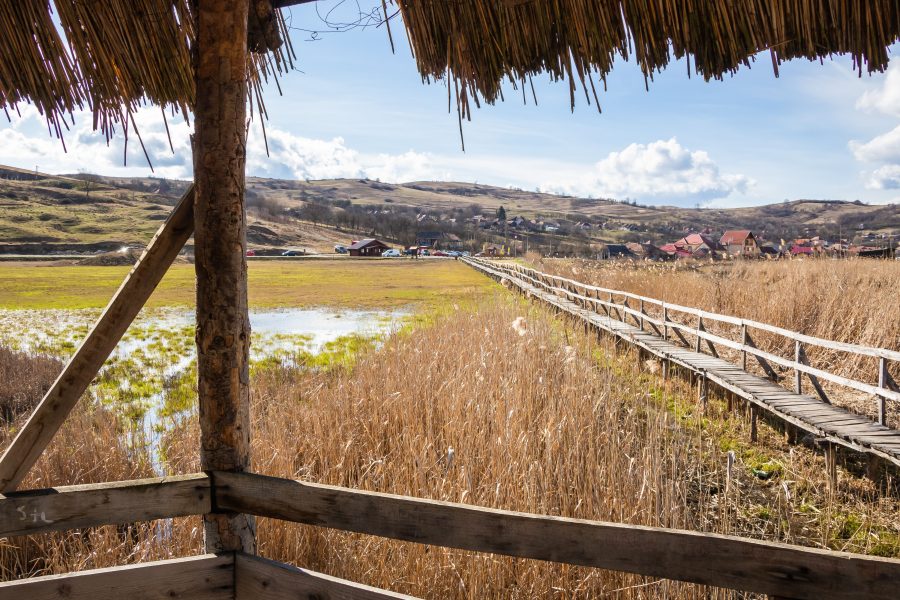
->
1, 1, 900, 598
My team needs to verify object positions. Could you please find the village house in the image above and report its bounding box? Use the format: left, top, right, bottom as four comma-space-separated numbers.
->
720, 230, 760, 258
598, 243, 635, 259
347, 239, 390, 257
672, 233, 721, 256
415, 231, 464, 250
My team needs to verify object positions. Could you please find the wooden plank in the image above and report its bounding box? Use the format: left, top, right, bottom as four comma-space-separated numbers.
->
217, 472, 900, 600
235, 553, 418, 600
0, 553, 232, 600
0, 473, 210, 538
0, 186, 195, 492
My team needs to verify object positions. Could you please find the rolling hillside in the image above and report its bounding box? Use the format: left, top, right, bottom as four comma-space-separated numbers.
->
0, 164, 897, 253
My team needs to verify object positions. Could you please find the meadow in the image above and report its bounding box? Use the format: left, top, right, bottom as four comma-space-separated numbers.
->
0, 258, 491, 310
1, 258, 899, 598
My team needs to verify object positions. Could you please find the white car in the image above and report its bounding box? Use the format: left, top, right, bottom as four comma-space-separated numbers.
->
382, 249, 401, 257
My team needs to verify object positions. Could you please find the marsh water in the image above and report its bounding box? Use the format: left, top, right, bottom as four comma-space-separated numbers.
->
0, 307, 407, 470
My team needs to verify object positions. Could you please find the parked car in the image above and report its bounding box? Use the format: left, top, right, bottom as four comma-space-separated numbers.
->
432, 250, 449, 257
281, 250, 301, 257
382, 249, 401, 257
246, 249, 256, 257
334, 245, 348, 254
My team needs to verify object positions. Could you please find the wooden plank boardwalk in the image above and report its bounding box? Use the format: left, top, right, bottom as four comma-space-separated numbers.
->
466, 258, 900, 469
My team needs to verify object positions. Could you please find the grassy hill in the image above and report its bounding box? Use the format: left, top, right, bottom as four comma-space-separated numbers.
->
1, 165, 897, 253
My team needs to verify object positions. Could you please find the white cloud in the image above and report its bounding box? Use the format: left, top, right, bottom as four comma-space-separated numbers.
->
539, 138, 751, 205
246, 127, 444, 182
865, 165, 900, 190
0, 106, 193, 178
856, 68, 900, 118
0, 107, 445, 184
849, 125, 900, 164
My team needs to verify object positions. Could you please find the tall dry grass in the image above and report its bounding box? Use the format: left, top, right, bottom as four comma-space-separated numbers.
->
2, 291, 899, 596
165, 298, 899, 597
0, 345, 201, 580
534, 258, 900, 424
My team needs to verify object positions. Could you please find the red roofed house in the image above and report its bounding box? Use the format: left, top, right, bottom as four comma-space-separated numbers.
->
672, 233, 721, 256
790, 244, 814, 257
720, 230, 760, 258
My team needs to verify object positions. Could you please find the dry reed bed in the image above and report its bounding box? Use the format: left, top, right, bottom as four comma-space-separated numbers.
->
2, 294, 899, 596
164, 298, 900, 596
532, 258, 900, 425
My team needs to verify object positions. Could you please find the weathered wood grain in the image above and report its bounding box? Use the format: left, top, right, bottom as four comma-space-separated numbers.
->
0, 553, 232, 600
217, 471, 900, 600
194, 0, 255, 554
0, 473, 210, 537
0, 186, 195, 493
235, 553, 418, 599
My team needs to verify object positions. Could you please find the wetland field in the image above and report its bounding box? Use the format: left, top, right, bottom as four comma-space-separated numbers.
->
2, 257, 899, 598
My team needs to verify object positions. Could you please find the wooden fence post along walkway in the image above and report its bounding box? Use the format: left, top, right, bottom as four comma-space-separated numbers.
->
2, 1, 900, 599
464, 258, 900, 474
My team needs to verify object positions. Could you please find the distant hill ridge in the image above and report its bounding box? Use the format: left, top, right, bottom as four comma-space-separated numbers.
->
0, 165, 897, 253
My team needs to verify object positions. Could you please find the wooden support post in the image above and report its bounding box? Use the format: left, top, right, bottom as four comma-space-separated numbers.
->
638, 299, 644, 331
866, 454, 880, 481
741, 323, 748, 371
824, 443, 837, 490
745, 331, 779, 380
662, 304, 668, 340
699, 369, 708, 411
750, 405, 758, 443
797, 344, 829, 403
794, 340, 802, 394
194, 0, 255, 554
0, 186, 195, 492
878, 357, 888, 426
699, 319, 719, 358
695, 316, 702, 353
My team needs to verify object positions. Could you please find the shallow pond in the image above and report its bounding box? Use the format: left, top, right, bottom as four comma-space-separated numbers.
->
0, 306, 407, 471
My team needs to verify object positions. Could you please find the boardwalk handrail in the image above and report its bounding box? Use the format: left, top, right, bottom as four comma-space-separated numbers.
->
497, 260, 900, 361
468, 258, 900, 415
4, 472, 900, 598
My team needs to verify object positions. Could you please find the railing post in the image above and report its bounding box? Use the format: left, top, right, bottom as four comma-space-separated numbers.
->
741, 323, 748, 371
663, 304, 669, 341
639, 299, 644, 331
794, 340, 802, 394
878, 357, 888, 426
695, 315, 702, 353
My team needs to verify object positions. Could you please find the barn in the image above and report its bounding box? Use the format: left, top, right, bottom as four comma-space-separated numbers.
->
347, 238, 390, 257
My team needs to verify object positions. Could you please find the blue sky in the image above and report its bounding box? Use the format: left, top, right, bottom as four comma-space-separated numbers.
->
2, 1, 899, 208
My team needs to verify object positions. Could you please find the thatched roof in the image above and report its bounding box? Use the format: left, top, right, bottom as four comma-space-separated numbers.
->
0, 0, 294, 142
396, 0, 900, 119
2, 0, 899, 139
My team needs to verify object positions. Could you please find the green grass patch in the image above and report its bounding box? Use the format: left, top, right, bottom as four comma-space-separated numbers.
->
0, 260, 497, 310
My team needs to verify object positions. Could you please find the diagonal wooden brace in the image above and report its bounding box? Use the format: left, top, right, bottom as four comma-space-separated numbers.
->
0, 185, 195, 492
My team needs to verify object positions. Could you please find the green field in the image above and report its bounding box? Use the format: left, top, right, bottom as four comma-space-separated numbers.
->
0, 259, 496, 310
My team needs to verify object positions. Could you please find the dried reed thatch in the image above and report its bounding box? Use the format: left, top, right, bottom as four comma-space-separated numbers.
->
0, 0, 294, 143
1, 0, 898, 142
396, 0, 900, 120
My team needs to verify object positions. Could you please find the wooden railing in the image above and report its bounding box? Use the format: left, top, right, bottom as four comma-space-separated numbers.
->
2, 472, 900, 599
468, 258, 900, 424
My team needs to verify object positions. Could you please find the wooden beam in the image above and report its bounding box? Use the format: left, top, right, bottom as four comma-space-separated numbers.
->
235, 553, 418, 600
194, 0, 255, 554
0, 186, 195, 493
216, 472, 900, 600
0, 553, 232, 600
797, 344, 830, 404
0, 473, 210, 538
745, 331, 779, 380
